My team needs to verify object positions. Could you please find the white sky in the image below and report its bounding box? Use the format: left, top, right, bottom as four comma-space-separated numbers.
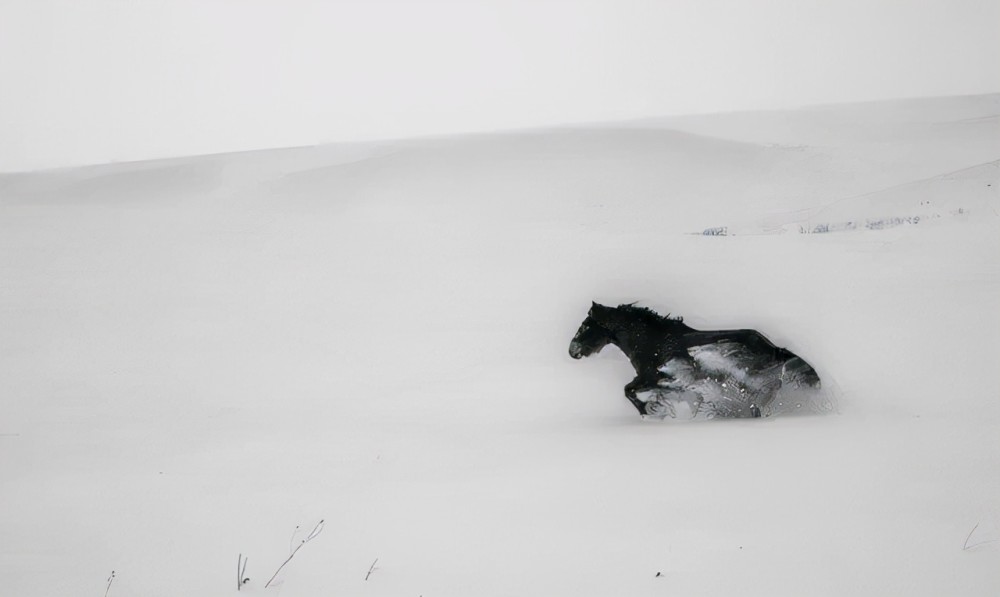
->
1, 0, 998, 172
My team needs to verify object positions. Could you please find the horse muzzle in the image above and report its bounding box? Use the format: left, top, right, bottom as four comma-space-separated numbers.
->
569, 341, 585, 359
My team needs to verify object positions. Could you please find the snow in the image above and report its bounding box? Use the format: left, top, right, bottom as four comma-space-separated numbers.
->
1, 95, 998, 596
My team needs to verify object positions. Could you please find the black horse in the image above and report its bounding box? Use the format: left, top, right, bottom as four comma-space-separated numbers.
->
569, 302, 821, 418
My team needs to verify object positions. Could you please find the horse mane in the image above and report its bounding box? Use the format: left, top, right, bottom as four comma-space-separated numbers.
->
614, 304, 684, 324
591, 302, 686, 331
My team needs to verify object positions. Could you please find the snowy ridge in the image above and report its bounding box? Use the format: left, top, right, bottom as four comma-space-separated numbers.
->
697, 159, 999, 236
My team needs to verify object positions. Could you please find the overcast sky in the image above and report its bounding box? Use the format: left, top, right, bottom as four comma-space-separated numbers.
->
1, 0, 997, 172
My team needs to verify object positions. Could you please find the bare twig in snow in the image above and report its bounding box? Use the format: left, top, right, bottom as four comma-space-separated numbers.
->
237, 554, 249, 591
365, 558, 379, 581
264, 519, 325, 588
963, 522, 981, 550
962, 521, 1000, 551
104, 570, 115, 597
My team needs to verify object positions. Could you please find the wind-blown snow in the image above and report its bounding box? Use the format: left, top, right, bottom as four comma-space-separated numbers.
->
1, 95, 998, 596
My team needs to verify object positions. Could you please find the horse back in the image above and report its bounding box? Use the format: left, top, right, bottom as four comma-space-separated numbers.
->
681, 328, 797, 362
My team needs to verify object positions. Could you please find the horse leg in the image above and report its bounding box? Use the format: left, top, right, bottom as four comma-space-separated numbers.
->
655, 370, 679, 388
624, 377, 654, 415
626, 394, 648, 415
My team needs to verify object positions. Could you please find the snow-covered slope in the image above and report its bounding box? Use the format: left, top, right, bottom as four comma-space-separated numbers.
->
1, 95, 998, 596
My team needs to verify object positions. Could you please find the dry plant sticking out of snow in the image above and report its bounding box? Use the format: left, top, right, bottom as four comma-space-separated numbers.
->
103, 571, 115, 597
257, 519, 325, 589
365, 557, 379, 581
962, 520, 1000, 551
236, 554, 249, 591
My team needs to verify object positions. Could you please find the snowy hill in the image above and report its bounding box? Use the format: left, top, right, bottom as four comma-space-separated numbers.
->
1, 95, 998, 596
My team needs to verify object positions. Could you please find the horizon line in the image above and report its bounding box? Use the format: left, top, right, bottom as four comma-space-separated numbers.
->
3, 91, 997, 176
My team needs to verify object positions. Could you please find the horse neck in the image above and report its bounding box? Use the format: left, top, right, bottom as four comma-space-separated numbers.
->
611, 319, 685, 372
606, 323, 651, 366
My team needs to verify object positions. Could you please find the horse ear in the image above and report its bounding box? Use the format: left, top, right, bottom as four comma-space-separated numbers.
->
589, 302, 608, 322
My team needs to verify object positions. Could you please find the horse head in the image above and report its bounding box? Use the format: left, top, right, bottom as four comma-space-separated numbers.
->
569, 302, 617, 359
